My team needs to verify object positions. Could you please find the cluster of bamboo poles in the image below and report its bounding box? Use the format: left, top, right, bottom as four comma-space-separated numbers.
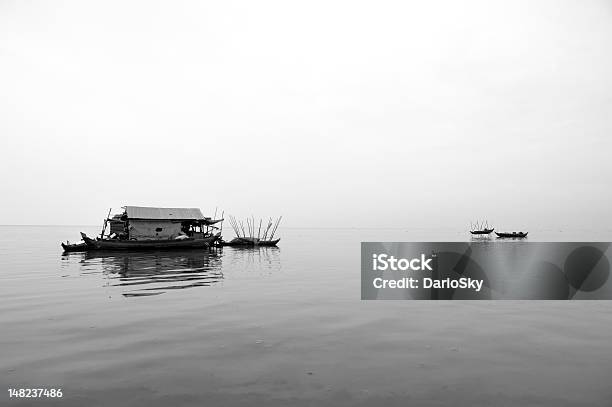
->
227, 215, 282, 241
470, 220, 492, 231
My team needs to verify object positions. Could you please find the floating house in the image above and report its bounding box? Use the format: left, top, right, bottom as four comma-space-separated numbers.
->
62, 206, 223, 251
109, 206, 222, 240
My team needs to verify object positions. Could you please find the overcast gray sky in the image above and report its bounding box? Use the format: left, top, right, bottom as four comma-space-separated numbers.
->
1, 0, 610, 228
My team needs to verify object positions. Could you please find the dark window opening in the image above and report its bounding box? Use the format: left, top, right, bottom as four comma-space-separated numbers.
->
155, 228, 163, 232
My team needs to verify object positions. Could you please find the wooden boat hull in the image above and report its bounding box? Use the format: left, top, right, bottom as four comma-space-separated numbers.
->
80, 233, 219, 250
61, 242, 88, 252
219, 237, 280, 247
495, 232, 528, 238
470, 229, 494, 235
254, 238, 280, 247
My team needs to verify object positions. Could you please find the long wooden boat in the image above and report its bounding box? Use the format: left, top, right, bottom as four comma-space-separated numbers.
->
469, 228, 494, 235
80, 232, 220, 250
495, 231, 528, 238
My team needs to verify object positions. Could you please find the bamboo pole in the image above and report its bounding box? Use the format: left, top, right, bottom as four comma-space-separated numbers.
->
270, 216, 282, 239
265, 218, 273, 240
262, 218, 272, 240
267, 218, 274, 240
100, 208, 112, 239
229, 216, 240, 237
235, 218, 240, 237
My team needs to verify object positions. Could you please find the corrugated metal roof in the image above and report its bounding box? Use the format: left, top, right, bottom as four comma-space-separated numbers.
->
125, 206, 205, 220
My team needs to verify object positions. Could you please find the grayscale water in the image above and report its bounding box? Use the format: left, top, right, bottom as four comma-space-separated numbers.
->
1, 226, 612, 406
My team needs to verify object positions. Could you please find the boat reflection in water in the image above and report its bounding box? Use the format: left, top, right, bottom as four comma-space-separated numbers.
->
221, 246, 281, 277
63, 250, 225, 297
470, 234, 493, 242
62, 246, 282, 297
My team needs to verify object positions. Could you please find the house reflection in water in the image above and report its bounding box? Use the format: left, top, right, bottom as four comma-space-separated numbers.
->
79, 250, 224, 297
62, 245, 283, 297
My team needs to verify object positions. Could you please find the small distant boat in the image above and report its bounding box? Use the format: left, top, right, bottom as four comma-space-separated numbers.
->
220, 237, 280, 247
61, 241, 88, 252
495, 231, 528, 238
220, 215, 282, 247
470, 228, 494, 235
469, 220, 494, 235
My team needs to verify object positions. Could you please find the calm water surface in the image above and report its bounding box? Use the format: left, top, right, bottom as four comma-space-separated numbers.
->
1, 226, 612, 406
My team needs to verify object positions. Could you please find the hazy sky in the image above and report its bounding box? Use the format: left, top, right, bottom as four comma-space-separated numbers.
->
1, 0, 610, 228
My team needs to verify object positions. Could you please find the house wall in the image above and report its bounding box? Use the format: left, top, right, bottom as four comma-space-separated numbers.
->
109, 220, 126, 236
128, 220, 183, 240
